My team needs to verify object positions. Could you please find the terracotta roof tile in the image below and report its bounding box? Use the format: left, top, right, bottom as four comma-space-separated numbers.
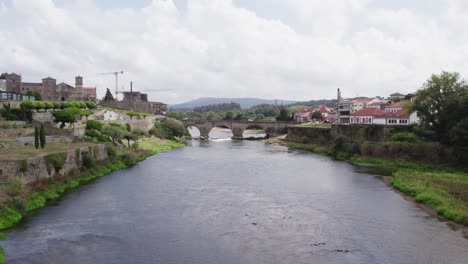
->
352, 108, 386, 117
386, 101, 403, 108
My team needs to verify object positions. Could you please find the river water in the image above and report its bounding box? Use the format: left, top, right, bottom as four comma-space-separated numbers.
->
2, 133, 468, 263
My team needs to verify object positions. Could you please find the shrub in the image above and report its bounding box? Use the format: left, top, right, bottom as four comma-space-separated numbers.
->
132, 128, 148, 137
85, 101, 97, 109
106, 143, 117, 157
52, 102, 61, 110
149, 118, 187, 140
35, 101, 45, 111
85, 129, 99, 138
20, 100, 35, 110
121, 151, 137, 166
82, 152, 96, 168
12, 197, 27, 215
391, 132, 418, 143
96, 134, 110, 142
85, 120, 103, 131
5, 176, 25, 195
19, 160, 28, 173
45, 153, 67, 172
44, 101, 54, 111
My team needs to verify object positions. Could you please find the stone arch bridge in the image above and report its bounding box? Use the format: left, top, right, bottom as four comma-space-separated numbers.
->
182, 120, 298, 138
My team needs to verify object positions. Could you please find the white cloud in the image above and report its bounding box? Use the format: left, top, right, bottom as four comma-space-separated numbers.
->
0, 0, 467, 103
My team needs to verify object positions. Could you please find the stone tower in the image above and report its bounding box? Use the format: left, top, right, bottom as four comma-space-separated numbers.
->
5, 73, 22, 93
42, 77, 57, 101
75, 76, 83, 88
75, 76, 83, 100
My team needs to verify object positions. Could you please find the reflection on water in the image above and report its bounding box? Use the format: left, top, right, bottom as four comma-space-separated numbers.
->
2, 141, 468, 264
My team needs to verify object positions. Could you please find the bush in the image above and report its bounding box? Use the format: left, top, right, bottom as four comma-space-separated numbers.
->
35, 101, 45, 111
12, 197, 27, 215
85, 129, 99, 138
121, 151, 137, 166
4, 176, 25, 195
82, 152, 96, 168
45, 153, 67, 172
149, 118, 187, 140
85, 120, 103, 131
19, 160, 28, 173
132, 128, 148, 137
106, 143, 117, 157
391, 132, 418, 143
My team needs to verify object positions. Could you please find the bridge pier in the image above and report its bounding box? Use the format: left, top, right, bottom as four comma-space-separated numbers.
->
199, 127, 211, 139
232, 127, 244, 138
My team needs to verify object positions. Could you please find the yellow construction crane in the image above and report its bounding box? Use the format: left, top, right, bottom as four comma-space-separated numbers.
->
97, 71, 124, 99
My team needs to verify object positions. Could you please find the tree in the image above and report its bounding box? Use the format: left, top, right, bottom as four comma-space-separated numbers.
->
224, 111, 234, 120
127, 111, 140, 119
79, 109, 93, 120
102, 88, 114, 102
123, 132, 139, 148
311, 111, 323, 120
276, 108, 291, 121
52, 110, 76, 129
25, 90, 42, 101
101, 125, 126, 144
126, 123, 131, 132
86, 120, 103, 131
35, 101, 45, 111
0, 73, 6, 79
44, 101, 54, 111
20, 100, 36, 111
149, 118, 187, 140
413, 71, 468, 143
34, 127, 39, 149
40, 124, 46, 149
85, 101, 97, 109
204, 111, 220, 121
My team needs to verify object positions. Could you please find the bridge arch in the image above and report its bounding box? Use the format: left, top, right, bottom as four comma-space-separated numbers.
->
187, 126, 201, 138
209, 125, 233, 139
242, 124, 267, 138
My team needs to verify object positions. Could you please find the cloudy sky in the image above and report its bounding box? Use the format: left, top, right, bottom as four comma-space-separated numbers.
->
1, 0, 467, 103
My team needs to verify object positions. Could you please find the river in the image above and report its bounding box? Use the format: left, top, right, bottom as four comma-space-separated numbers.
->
2, 133, 468, 263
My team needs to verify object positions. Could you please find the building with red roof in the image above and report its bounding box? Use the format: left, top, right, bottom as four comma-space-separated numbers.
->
295, 107, 316, 123
385, 101, 403, 113
351, 107, 419, 126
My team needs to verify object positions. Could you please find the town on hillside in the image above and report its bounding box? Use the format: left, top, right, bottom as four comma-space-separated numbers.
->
0, 72, 167, 116
293, 89, 418, 126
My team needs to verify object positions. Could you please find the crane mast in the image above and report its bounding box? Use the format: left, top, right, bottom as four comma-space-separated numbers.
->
97, 71, 124, 99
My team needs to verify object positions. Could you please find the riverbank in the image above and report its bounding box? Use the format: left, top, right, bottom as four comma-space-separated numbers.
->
0, 138, 185, 263
271, 138, 468, 231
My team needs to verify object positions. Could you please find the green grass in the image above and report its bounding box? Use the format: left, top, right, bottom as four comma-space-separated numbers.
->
392, 170, 468, 225
285, 142, 332, 156
0, 247, 4, 264
296, 123, 332, 128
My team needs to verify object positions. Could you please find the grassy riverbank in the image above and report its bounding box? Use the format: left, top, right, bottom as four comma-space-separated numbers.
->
276, 140, 468, 227
0, 138, 184, 262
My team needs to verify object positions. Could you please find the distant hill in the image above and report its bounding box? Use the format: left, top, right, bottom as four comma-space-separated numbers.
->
170, 97, 298, 110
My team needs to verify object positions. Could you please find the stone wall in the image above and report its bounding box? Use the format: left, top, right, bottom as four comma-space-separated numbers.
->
0, 144, 108, 183
287, 125, 411, 143
330, 124, 410, 142
0, 127, 34, 138
286, 126, 332, 143
32, 112, 54, 123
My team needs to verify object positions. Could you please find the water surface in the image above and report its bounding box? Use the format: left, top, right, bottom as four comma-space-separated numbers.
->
2, 140, 467, 264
